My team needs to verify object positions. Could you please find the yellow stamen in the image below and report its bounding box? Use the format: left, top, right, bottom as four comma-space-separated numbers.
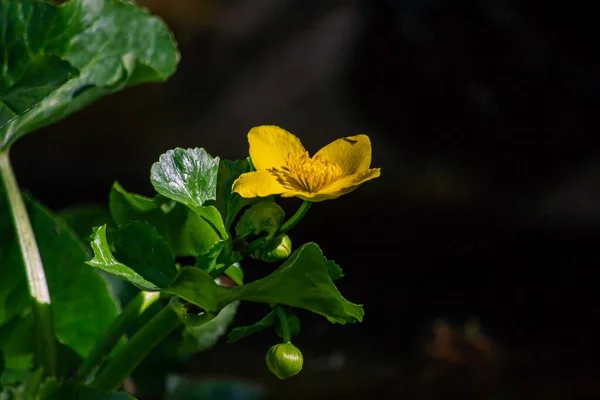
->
270, 152, 342, 192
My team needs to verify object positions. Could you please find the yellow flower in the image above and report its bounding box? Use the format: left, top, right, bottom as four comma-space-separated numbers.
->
232, 126, 381, 202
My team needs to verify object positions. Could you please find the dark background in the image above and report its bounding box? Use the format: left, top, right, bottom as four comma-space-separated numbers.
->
9, 0, 599, 398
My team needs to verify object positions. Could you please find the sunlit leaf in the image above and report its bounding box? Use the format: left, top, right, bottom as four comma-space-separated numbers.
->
150, 148, 220, 212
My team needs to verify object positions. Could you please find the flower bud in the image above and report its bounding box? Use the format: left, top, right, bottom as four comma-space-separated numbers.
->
265, 342, 303, 379
259, 234, 292, 263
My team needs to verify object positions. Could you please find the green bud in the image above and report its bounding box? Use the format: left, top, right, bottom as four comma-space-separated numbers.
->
260, 234, 292, 263
265, 342, 303, 379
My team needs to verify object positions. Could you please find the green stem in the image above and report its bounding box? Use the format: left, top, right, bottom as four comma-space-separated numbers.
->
279, 200, 312, 234
0, 151, 56, 377
77, 291, 161, 382
275, 306, 291, 343
91, 302, 182, 391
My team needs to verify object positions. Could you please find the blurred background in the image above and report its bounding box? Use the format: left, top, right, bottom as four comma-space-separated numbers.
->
9, 0, 599, 398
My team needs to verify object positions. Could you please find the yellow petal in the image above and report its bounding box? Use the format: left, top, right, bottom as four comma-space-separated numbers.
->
319, 168, 381, 198
314, 134, 372, 177
249, 126, 306, 171
232, 171, 287, 198
279, 168, 380, 202
280, 190, 342, 202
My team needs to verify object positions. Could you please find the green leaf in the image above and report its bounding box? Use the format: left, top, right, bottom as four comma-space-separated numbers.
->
0, 0, 179, 150
110, 182, 158, 220
0, 193, 120, 360
178, 209, 226, 256
166, 243, 364, 324
114, 221, 176, 288
39, 379, 135, 400
0, 315, 33, 372
87, 224, 172, 291
150, 148, 220, 212
235, 202, 285, 241
165, 269, 232, 313
195, 241, 225, 274
235, 244, 363, 323
227, 310, 276, 343
178, 302, 239, 355
109, 182, 222, 257
325, 259, 344, 281
213, 158, 263, 229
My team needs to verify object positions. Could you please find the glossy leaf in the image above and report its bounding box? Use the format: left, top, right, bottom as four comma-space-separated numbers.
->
235, 202, 285, 241
0, 0, 179, 150
213, 158, 264, 229
109, 182, 222, 257
0, 193, 120, 360
150, 148, 220, 212
149, 149, 228, 240
166, 243, 364, 324
39, 379, 135, 400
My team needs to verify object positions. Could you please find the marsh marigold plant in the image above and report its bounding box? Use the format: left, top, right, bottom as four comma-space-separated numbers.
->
0, 0, 382, 393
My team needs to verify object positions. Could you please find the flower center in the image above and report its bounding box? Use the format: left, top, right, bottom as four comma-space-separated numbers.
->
271, 152, 342, 192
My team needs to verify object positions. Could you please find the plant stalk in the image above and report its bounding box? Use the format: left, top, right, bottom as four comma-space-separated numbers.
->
0, 151, 56, 377
275, 306, 291, 343
279, 200, 311, 234
76, 291, 161, 382
91, 302, 182, 391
